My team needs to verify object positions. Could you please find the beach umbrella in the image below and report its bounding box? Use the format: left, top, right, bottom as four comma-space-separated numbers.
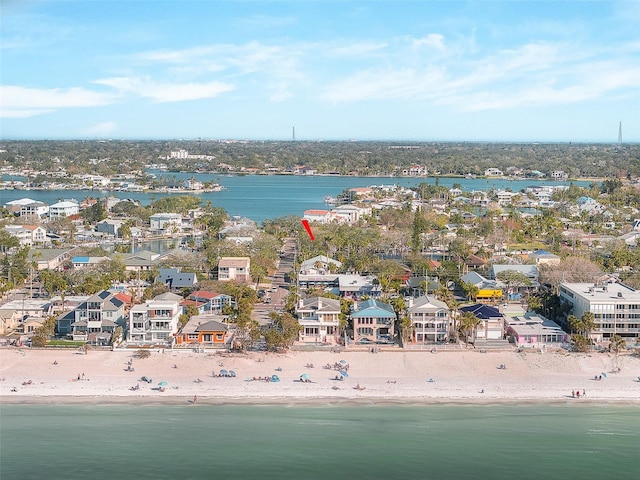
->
339, 370, 348, 378
601, 372, 607, 378
339, 360, 347, 364
271, 375, 280, 382
158, 381, 168, 387
229, 370, 237, 377
300, 373, 310, 380
220, 369, 228, 376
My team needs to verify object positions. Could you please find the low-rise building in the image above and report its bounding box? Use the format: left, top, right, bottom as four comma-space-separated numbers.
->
295, 297, 341, 344
559, 281, 640, 342
175, 314, 229, 347
217, 257, 251, 282
407, 296, 450, 343
128, 292, 182, 345
459, 304, 505, 340
505, 312, 569, 348
351, 299, 396, 344
49, 200, 79, 219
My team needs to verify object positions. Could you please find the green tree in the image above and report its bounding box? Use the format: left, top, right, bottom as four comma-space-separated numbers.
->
458, 311, 481, 347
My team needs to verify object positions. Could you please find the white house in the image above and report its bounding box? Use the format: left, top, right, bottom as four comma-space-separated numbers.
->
20, 200, 49, 218
4, 225, 48, 247
128, 292, 182, 345
407, 296, 451, 343
217, 257, 251, 282
295, 297, 341, 344
49, 200, 79, 219
303, 209, 331, 224
150, 212, 182, 232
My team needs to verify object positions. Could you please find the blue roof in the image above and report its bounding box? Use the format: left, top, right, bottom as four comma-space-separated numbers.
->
73, 256, 89, 263
352, 299, 396, 318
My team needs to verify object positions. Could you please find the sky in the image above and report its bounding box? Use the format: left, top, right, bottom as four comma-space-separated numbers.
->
0, 0, 639, 142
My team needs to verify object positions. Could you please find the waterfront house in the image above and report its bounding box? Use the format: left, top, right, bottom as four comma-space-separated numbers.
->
295, 297, 341, 344
407, 296, 451, 343
459, 304, 505, 340
122, 250, 160, 273
175, 314, 229, 347
217, 257, 251, 282
303, 209, 331, 224
505, 313, 568, 348
128, 292, 182, 345
351, 299, 396, 344
48, 200, 79, 219
20, 200, 49, 218
72, 256, 110, 269
96, 219, 125, 237
64, 290, 126, 344
150, 212, 182, 233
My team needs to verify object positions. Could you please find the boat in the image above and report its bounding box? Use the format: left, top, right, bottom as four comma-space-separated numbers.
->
323, 195, 338, 205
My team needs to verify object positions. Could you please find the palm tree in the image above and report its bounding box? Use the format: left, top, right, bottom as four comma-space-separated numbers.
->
458, 311, 481, 347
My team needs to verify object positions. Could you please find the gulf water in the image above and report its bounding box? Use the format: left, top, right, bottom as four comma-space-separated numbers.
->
0, 174, 590, 225
1, 404, 638, 479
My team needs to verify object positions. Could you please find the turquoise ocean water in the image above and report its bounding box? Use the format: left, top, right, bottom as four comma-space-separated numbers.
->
1, 404, 638, 480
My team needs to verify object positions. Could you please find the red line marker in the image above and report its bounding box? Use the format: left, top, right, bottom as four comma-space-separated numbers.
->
301, 219, 315, 241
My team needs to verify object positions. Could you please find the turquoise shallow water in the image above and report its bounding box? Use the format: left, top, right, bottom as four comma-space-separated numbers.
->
0, 174, 589, 224
1, 404, 638, 480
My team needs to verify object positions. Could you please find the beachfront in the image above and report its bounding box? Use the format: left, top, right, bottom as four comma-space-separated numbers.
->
2, 347, 639, 405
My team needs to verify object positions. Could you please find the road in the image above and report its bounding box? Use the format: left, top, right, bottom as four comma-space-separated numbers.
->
251, 237, 297, 325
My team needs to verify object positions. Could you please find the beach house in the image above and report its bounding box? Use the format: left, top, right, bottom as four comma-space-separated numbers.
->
295, 297, 341, 344
407, 296, 451, 343
351, 299, 396, 344
128, 292, 182, 346
175, 314, 229, 347
61, 290, 126, 344
458, 304, 505, 340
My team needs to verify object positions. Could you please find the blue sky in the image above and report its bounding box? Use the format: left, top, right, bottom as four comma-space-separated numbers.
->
1, 0, 638, 142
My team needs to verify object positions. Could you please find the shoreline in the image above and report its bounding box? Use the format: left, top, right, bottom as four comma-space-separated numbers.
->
3, 348, 639, 407
3, 395, 640, 407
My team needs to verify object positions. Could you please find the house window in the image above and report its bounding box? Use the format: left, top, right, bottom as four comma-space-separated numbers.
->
216, 334, 223, 341
305, 327, 319, 335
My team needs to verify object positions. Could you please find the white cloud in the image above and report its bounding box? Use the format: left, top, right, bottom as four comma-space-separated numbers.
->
94, 76, 235, 103
0, 85, 114, 117
412, 34, 445, 50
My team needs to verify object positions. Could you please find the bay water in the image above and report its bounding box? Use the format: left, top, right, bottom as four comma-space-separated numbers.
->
1, 404, 638, 479
0, 175, 590, 225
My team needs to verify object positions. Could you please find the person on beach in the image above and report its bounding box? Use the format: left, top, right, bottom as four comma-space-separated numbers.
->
193, 395, 197, 404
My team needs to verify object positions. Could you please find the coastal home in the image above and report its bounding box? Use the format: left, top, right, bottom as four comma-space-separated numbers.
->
150, 212, 183, 233
48, 200, 79, 219
336, 274, 381, 299
128, 292, 182, 345
295, 297, 341, 344
303, 209, 331, 224
158, 267, 198, 290
3, 198, 48, 217
72, 256, 110, 269
4, 225, 48, 247
459, 304, 505, 340
217, 257, 251, 282
122, 250, 160, 273
484, 168, 504, 177
175, 314, 228, 347
0, 309, 22, 335
351, 298, 396, 344
407, 296, 451, 343
490, 264, 539, 299
19, 200, 49, 218
59, 290, 126, 344
459, 271, 503, 304
300, 255, 342, 275
96, 219, 125, 238
559, 281, 640, 343
528, 250, 561, 266
505, 313, 568, 348
188, 290, 233, 313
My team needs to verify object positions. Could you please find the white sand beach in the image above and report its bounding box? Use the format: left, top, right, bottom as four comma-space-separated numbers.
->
1, 347, 639, 405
